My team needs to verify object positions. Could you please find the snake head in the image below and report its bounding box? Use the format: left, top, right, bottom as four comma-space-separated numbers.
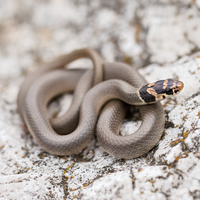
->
138, 79, 184, 103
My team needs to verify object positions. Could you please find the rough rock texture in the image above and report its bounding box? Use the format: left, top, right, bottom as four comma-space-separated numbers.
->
0, 0, 200, 199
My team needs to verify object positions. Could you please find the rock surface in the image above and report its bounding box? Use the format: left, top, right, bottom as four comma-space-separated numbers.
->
0, 0, 200, 199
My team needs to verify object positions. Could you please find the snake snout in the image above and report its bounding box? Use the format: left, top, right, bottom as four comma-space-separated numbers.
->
173, 80, 184, 94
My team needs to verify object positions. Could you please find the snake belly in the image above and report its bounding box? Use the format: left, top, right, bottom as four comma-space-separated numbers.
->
19, 60, 164, 159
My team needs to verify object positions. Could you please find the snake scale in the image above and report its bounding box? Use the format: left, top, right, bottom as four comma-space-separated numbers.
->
17, 48, 184, 159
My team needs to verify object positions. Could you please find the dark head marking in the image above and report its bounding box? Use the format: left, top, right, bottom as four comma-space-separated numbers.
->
139, 85, 156, 103
138, 79, 184, 103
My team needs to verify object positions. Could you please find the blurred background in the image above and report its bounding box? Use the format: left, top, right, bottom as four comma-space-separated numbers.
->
1, 0, 199, 81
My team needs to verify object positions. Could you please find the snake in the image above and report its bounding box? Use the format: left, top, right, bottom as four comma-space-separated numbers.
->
17, 48, 184, 159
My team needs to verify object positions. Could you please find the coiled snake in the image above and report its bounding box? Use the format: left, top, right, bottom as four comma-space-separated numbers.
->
17, 48, 184, 159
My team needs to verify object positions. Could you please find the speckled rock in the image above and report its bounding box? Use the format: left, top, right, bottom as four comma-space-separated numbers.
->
0, 0, 200, 199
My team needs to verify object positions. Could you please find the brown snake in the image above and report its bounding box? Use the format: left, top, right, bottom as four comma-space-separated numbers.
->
17, 48, 184, 159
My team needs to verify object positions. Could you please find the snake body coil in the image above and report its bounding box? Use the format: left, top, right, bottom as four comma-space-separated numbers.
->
18, 48, 184, 159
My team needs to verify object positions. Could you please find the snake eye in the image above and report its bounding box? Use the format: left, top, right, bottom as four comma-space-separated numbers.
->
166, 88, 173, 95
